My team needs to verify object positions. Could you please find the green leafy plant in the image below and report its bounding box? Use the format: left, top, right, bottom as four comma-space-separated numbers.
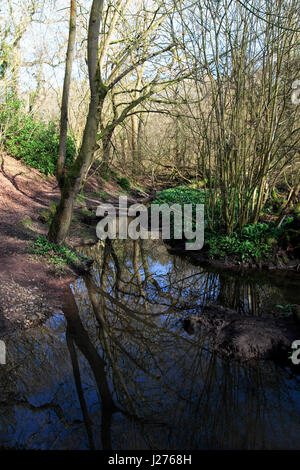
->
153, 186, 206, 206
152, 185, 294, 263
118, 176, 131, 191
151, 186, 208, 241
0, 99, 76, 175
28, 235, 84, 267
275, 304, 295, 317
207, 232, 271, 262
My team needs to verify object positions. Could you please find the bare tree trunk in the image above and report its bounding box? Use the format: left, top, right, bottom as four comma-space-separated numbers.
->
131, 114, 137, 176
56, 0, 77, 186
48, 0, 105, 244
101, 127, 114, 175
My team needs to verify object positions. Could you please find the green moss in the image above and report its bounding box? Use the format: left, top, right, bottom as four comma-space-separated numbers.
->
39, 202, 57, 225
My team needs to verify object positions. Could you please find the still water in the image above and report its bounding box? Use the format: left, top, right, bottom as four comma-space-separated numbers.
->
0, 238, 299, 449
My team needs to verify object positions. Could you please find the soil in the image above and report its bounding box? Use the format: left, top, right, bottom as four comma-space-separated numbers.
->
0, 153, 150, 335
0, 154, 121, 335
183, 304, 300, 362
0, 154, 77, 334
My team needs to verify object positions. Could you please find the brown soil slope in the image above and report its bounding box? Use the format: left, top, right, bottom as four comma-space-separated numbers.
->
0, 154, 76, 333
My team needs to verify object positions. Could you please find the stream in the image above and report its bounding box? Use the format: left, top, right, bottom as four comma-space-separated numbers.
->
0, 236, 299, 450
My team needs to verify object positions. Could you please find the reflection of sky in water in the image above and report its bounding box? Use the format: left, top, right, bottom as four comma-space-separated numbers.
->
148, 260, 173, 277
0, 239, 299, 450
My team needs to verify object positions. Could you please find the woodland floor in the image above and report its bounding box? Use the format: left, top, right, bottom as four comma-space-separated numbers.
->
0, 153, 133, 334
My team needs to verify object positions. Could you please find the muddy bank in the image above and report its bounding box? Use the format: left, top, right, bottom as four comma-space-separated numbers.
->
183, 304, 300, 362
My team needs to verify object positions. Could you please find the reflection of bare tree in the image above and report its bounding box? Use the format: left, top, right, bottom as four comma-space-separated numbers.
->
216, 272, 284, 316
69, 238, 300, 449
63, 285, 117, 449
0, 238, 299, 449
217, 275, 261, 315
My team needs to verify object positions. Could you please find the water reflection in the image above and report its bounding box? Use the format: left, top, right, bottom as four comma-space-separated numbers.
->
0, 238, 299, 449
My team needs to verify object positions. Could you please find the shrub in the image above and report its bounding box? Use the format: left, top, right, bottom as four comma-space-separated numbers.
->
0, 99, 76, 175
118, 176, 131, 191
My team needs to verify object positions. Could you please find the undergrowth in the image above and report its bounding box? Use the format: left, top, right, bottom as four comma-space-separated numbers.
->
0, 99, 76, 175
28, 235, 87, 269
152, 186, 294, 263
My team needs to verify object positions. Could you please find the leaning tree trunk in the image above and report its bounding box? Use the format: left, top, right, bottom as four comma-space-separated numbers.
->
48, 0, 105, 244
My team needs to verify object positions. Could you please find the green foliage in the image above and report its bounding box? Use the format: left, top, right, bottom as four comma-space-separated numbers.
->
154, 186, 206, 206
92, 189, 109, 200
28, 235, 82, 267
207, 219, 294, 262
153, 185, 294, 263
152, 186, 206, 241
153, 185, 222, 229
21, 216, 33, 228
0, 99, 76, 175
275, 304, 297, 318
207, 231, 271, 263
118, 176, 131, 191
39, 202, 57, 225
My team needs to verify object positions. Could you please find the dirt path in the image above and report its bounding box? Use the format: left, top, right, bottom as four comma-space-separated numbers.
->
0, 153, 153, 335
0, 154, 78, 334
